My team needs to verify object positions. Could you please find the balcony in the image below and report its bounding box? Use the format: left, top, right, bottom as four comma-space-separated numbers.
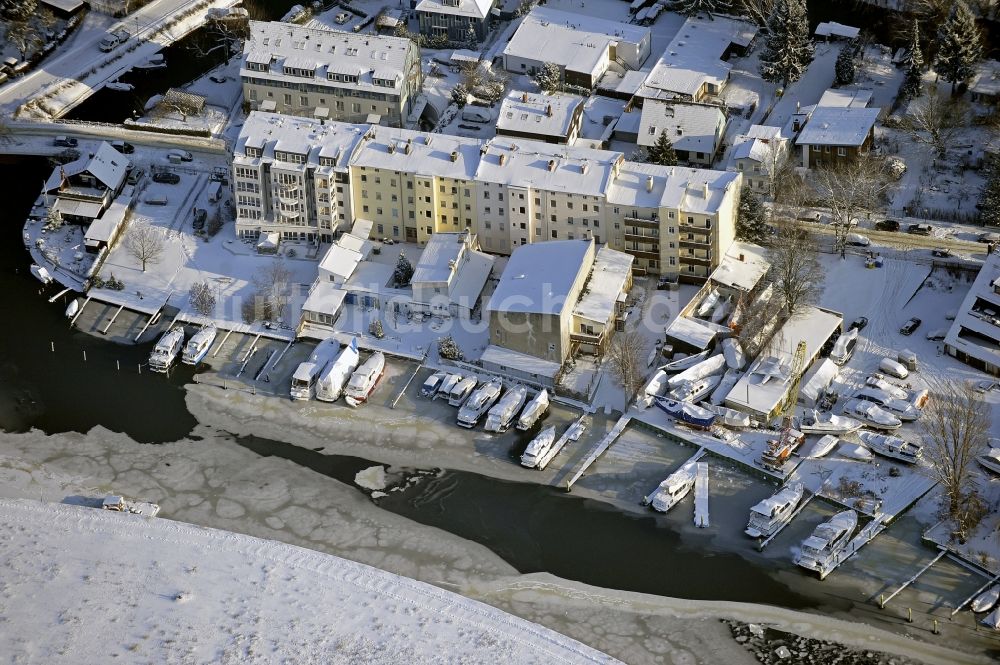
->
571, 330, 603, 345
625, 248, 660, 260
680, 254, 712, 267
678, 222, 712, 234
624, 214, 659, 228
679, 237, 711, 249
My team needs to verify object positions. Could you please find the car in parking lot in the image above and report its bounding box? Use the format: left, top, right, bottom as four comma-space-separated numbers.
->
849, 316, 868, 331
192, 207, 207, 230
53, 136, 77, 148
875, 219, 900, 232
334, 12, 351, 23
846, 233, 870, 246
111, 140, 135, 154
168, 149, 193, 162
899, 317, 922, 335
152, 171, 180, 184
907, 223, 933, 236
208, 74, 228, 83
931, 248, 952, 258
126, 167, 144, 185
979, 232, 1000, 244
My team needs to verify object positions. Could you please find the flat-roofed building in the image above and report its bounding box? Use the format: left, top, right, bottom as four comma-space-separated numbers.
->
496, 90, 585, 144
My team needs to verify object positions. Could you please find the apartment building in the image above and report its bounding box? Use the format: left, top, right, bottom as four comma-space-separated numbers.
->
241, 21, 422, 127
415, 0, 496, 42
233, 112, 742, 280
231, 112, 366, 242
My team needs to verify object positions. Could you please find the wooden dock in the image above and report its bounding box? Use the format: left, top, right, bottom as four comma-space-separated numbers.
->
565, 415, 631, 490
880, 549, 947, 607
694, 461, 709, 528
818, 513, 890, 580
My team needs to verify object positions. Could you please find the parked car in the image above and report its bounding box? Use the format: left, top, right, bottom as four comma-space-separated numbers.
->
126, 167, 144, 185
875, 219, 900, 232
931, 248, 952, 258
925, 329, 947, 341
111, 140, 135, 154
334, 12, 351, 24
907, 223, 932, 236
846, 233, 870, 247
192, 207, 207, 230
53, 136, 77, 148
168, 149, 193, 162
152, 171, 180, 184
975, 379, 999, 393
978, 232, 1000, 244
899, 317, 922, 335
208, 74, 228, 83
849, 316, 868, 331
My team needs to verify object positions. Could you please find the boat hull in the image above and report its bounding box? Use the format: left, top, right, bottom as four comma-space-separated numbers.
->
345, 370, 383, 407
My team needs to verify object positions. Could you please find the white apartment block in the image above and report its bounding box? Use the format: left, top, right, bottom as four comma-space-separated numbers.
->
241, 21, 422, 127
233, 111, 742, 281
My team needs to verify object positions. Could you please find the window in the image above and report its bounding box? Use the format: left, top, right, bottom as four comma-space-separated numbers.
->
393, 226, 399, 236
550, 214, 556, 222
377, 224, 384, 234
519, 206, 526, 214
535, 228, 541, 236
363, 205, 370, 213
551, 230, 558, 238
837, 147, 847, 156
484, 191, 490, 199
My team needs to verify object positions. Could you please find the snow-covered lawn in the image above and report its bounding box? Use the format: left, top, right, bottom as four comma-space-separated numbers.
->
0, 499, 615, 663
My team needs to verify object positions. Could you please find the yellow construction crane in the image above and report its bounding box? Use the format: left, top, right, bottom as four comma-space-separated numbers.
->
761, 340, 808, 471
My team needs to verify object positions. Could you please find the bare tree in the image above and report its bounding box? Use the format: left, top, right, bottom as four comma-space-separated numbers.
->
252, 257, 292, 323
920, 381, 991, 536
904, 92, 967, 159
606, 330, 647, 403
732, 0, 776, 26
189, 280, 217, 316
186, 10, 252, 65
734, 285, 785, 357
765, 223, 823, 317
812, 157, 890, 258
125, 220, 165, 272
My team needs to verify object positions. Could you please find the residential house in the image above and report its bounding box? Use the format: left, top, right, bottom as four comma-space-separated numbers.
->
814, 22, 860, 42
241, 21, 422, 127
795, 106, 879, 168
502, 6, 651, 89
636, 100, 727, 166
727, 125, 791, 195
637, 14, 757, 103
409, 231, 494, 318
415, 0, 497, 42
971, 60, 1000, 105
496, 90, 586, 144
44, 141, 129, 225
816, 88, 872, 109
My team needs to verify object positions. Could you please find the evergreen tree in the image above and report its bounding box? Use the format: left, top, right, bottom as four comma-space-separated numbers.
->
735, 189, 770, 244
671, 0, 730, 16
451, 83, 468, 108
535, 62, 562, 93
758, 0, 814, 89
393, 251, 414, 286
980, 161, 1000, 227
899, 19, 924, 100
437, 335, 464, 361
936, 1, 982, 94
835, 45, 856, 86
1, 0, 36, 22
647, 131, 678, 166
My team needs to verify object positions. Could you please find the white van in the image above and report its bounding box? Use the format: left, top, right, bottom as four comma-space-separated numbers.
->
144, 194, 168, 206
879, 357, 909, 379
846, 233, 870, 247
207, 181, 223, 203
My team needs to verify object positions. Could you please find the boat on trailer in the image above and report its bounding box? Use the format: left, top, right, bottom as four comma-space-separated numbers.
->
799, 434, 839, 460
659, 350, 710, 373
655, 397, 716, 429
344, 351, 385, 407
842, 399, 902, 431
484, 384, 528, 433
795, 510, 858, 575
797, 410, 862, 436
857, 430, 922, 464
745, 483, 804, 538
516, 389, 549, 430
457, 378, 503, 428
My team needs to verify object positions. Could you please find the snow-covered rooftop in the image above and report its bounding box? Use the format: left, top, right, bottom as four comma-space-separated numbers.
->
503, 6, 650, 77
412, 232, 472, 285
477, 138, 621, 196
817, 88, 872, 109
730, 126, 788, 165
799, 357, 839, 406
664, 314, 728, 350
815, 22, 860, 40
725, 306, 843, 418
496, 90, 584, 139
605, 161, 740, 213
480, 344, 561, 379
487, 239, 592, 316
710, 241, 770, 293
971, 60, 1000, 98
352, 126, 482, 181
795, 107, 879, 147
637, 100, 726, 155
302, 280, 348, 315
235, 112, 366, 171
944, 251, 1000, 367
415, 0, 493, 20
45, 141, 129, 195
242, 21, 414, 94
319, 243, 363, 281
84, 188, 133, 248
639, 15, 757, 100
573, 246, 633, 324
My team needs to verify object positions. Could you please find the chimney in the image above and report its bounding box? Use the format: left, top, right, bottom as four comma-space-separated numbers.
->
546, 104, 552, 117
646, 176, 654, 192
388, 143, 395, 154
499, 153, 507, 165
796, 101, 800, 112
450, 150, 458, 162
703, 183, 709, 196
738, 253, 745, 262
522, 91, 528, 102
404, 142, 411, 155
547, 159, 556, 172
580, 162, 588, 174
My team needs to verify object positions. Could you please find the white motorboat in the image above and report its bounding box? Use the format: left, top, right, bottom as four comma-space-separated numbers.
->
865, 375, 908, 400
649, 460, 699, 512
972, 585, 1000, 613
799, 434, 840, 459
484, 383, 528, 432
638, 369, 668, 409
448, 376, 478, 407
290, 338, 340, 401
696, 289, 720, 318
857, 430, 922, 464
829, 328, 858, 366
344, 351, 385, 407
436, 373, 461, 399
709, 368, 740, 405
797, 410, 862, 436
181, 324, 217, 365
722, 337, 746, 370
30, 264, 52, 284
711, 296, 732, 324
516, 389, 549, 430
702, 403, 751, 428
981, 607, 1000, 629
853, 387, 920, 421
646, 346, 659, 368
659, 350, 710, 373
842, 399, 902, 430
65, 299, 79, 318
520, 425, 557, 468
976, 448, 1000, 475
838, 441, 874, 461
667, 354, 726, 389
148, 326, 185, 373
668, 373, 721, 403
421, 372, 446, 397
795, 510, 858, 574
745, 483, 804, 538
316, 338, 360, 402
457, 378, 503, 428
106, 81, 134, 91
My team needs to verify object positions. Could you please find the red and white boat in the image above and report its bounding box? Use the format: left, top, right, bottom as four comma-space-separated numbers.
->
344, 351, 385, 407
